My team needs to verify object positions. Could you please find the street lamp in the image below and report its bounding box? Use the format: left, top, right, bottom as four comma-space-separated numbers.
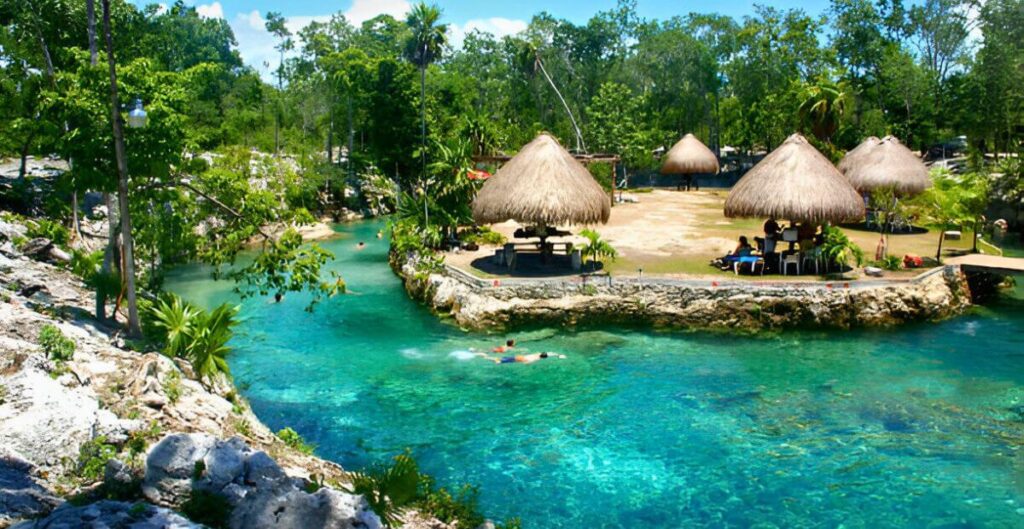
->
127, 98, 147, 129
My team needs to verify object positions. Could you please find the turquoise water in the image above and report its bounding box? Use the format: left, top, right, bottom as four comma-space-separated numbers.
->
166, 220, 1024, 528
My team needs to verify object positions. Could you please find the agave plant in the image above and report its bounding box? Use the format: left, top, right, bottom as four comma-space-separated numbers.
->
151, 293, 200, 358
149, 293, 238, 384
187, 303, 240, 383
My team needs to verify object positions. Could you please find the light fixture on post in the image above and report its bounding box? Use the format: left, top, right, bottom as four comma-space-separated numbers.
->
127, 98, 147, 129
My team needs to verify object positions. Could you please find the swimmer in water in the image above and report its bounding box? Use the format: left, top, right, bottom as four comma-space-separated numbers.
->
376, 230, 383, 239
356, 241, 366, 250
476, 351, 566, 364
492, 339, 515, 353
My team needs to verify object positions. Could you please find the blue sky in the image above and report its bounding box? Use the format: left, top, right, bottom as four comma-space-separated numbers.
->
132, 1, 835, 79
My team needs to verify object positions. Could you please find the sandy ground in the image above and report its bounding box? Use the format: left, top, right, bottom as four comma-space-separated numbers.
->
446, 189, 980, 280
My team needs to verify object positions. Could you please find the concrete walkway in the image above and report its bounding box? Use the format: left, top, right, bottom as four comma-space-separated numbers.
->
946, 254, 1024, 275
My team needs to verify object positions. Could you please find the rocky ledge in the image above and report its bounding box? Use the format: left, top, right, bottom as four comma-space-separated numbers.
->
396, 255, 973, 331
0, 217, 443, 529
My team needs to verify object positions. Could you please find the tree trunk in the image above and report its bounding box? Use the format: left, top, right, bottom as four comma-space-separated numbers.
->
87, 0, 98, 65
935, 230, 945, 264
420, 63, 428, 228
102, 0, 141, 337
97, 192, 118, 321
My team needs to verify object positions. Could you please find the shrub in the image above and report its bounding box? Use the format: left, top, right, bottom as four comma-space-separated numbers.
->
77, 436, 116, 481
820, 226, 864, 270
38, 324, 75, 362
460, 227, 506, 246
276, 427, 314, 455
26, 218, 69, 246
163, 370, 182, 404
180, 489, 231, 529
416, 477, 485, 529
878, 254, 902, 271
346, 451, 495, 529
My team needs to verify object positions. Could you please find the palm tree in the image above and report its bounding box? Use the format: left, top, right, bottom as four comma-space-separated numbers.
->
403, 3, 447, 225
798, 80, 848, 144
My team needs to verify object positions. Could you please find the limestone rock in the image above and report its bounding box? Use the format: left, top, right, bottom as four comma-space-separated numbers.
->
142, 433, 382, 529
10, 500, 202, 529
0, 368, 101, 469
0, 453, 61, 526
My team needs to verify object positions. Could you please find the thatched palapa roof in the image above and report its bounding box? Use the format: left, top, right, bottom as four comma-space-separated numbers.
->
724, 133, 864, 224
836, 136, 881, 175
472, 133, 611, 226
660, 133, 720, 175
838, 135, 931, 196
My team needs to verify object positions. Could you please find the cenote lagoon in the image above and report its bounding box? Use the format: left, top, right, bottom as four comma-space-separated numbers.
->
167, 220, 1024, 529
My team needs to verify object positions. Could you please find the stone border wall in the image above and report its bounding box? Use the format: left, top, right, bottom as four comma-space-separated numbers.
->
397, 256, 973, 332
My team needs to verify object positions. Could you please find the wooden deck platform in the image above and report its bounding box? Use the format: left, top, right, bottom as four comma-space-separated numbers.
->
946, 254, 1024, 275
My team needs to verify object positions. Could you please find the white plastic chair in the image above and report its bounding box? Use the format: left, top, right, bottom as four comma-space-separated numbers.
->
802, 247, 823, 275
781, 253, 801, 275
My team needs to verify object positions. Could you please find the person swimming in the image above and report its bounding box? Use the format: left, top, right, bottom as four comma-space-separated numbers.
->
492, 339, 516, 353
356, 241, 366, 250
477, 351, 566, 364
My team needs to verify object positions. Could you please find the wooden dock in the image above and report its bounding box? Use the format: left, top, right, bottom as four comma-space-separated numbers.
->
946, 254, 1024, 275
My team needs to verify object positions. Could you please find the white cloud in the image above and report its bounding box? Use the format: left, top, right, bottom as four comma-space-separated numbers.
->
448, 17, 528, 49
345, 0, 410, 26
195, 2, 223, 20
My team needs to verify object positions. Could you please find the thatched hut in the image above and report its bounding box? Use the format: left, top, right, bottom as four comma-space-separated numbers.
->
660, 133, 720, 175
724, 133, 864, 224
472, 133, 611, 226
839, 135, 931, 196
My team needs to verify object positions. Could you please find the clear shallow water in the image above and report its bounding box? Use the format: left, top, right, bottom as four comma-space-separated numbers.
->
166, 220, 1024, 529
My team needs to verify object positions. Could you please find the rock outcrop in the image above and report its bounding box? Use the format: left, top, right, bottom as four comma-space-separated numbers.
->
397, 255, 973, 331
11, 500, 202, 529
0, 215, 381, 528
142, 433, 382, 529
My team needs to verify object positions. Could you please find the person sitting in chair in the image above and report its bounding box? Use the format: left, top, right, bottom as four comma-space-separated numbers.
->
713, 236, 754, 270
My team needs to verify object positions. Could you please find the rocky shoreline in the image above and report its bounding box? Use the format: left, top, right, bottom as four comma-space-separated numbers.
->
0, 217, 444, 529
395, 254, 974, 331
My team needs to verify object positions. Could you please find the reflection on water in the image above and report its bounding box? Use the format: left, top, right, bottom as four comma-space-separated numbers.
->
166, 221, 1024, 529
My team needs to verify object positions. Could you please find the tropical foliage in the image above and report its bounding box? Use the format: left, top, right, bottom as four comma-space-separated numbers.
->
150, 293, 239, 384
578, 229, 618, 271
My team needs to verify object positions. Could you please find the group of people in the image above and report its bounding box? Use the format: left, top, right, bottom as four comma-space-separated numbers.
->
474, 339, 566, 365
712, 218, 824, 272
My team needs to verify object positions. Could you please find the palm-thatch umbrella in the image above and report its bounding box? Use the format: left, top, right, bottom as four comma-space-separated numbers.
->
724, 133, 864, 224
472, 133, 610, 227
836, 136, 881, 176
660, 133, 720, 176
838, 135, 931, 196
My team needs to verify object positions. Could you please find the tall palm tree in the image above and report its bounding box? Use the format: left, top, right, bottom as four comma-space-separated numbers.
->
403, 3, 447, 225
798, 80, 848, 144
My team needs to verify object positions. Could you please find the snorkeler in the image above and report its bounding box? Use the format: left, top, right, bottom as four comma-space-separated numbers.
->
476, 351, 566, 364
492, 339, 516, 353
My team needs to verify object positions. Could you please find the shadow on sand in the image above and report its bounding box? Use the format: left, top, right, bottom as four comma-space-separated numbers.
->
468, 252, 604, 278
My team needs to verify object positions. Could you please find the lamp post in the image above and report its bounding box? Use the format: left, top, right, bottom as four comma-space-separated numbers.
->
127, 99, 148, 129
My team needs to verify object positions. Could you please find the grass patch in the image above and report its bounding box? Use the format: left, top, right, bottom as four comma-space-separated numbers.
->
276, 427, 315, 455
